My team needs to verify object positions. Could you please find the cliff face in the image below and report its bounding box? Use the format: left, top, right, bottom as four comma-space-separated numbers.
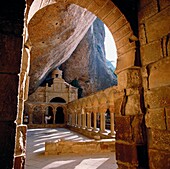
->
28, 3, 96, 93
61, 18, 117, 97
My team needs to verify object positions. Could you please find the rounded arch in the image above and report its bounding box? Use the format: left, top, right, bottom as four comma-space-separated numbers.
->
27, 0, 136, 76
50, 97, 66, 103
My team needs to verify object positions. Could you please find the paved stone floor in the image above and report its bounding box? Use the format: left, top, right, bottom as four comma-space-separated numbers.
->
25, 128, 118, 169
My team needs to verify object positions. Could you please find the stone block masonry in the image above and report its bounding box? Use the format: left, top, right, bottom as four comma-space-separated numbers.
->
45, 139, 115, 155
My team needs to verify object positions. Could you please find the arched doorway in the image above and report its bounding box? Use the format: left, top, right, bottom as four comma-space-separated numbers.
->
55, 107, 64, 124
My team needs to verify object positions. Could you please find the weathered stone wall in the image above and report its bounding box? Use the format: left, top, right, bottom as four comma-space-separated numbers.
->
0, 0, 25, 168
139, 0, 170, 168
28, 87, 46, 102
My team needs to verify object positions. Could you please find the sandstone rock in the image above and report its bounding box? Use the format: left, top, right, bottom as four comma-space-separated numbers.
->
140, 40, 162, 66
61, 18, 117, 97
145, 6, 170, 42
149, 57, 170, 89
145, 108, 166, 130
28, 3, 96, 93
148, 149, 170, 169
146, 87, 170, 109
148, 128, 170, 152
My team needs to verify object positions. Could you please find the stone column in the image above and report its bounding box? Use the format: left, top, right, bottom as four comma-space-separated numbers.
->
109, 106, 115, 137
72, 113, 75, 126
75, 113, 78, 127
92, 111, 98, 132
115, 67, 148, 169
53, 108, 56, 124
69, 114, 72, 126
87, 112, 92, 130
99, 108, 107, 134
78, 112, 81, 128
82, 109, 86, 129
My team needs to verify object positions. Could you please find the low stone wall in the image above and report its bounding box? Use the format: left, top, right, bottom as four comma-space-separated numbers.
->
45, 139, 115, 155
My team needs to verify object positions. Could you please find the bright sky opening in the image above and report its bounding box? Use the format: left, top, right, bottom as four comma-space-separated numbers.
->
104, 25, 117, 67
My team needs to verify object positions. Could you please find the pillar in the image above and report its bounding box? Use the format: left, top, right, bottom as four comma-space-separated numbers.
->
82, 109, 86, 129
109, 106, 115, 137
78, 112, 81, 128
99, 108, 107, 134
75, 113, 78, 127
0, 1, 26, 167
87, 112, 92, 130
115, 67, 148, 169
53, 108, 56, 124
69, 114, 72, 126
72, 112, 76, 126
92, 111, 98, 132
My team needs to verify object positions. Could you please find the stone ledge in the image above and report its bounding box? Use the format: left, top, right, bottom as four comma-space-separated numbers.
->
45, 138, 115, 155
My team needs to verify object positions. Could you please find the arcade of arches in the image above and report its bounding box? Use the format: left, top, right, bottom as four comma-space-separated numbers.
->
0, 0, 170, 169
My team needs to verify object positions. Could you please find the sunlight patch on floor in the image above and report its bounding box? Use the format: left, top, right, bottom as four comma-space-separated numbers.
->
75, 158, 109, 169
42, 160, 76, 169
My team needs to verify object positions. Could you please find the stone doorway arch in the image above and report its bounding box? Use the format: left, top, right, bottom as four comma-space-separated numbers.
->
17, 1, 142, 169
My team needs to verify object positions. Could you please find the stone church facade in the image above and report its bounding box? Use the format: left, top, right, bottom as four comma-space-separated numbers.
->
25, 68, 78, 127
0, 0, 170, 169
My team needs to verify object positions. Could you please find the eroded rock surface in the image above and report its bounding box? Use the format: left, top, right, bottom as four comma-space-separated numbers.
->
61, 18, 117, 97
28, 3, 96, 93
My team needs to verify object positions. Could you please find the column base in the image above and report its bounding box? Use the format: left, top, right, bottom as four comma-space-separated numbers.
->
99, 130, 108, 134
81, 126, 87, 130
108, 132, 116, 138
92, 128, 99, 132
86, 127, 93, 131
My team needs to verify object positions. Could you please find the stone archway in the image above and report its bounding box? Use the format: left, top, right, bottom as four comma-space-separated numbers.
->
17, 1, 143, 169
